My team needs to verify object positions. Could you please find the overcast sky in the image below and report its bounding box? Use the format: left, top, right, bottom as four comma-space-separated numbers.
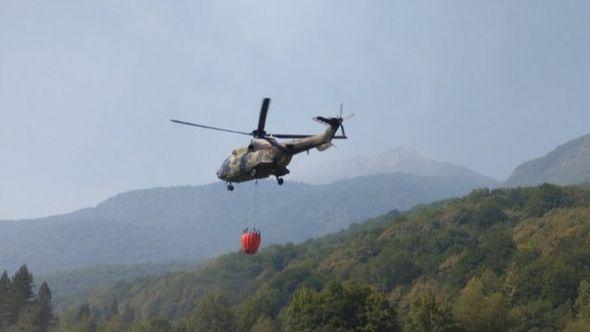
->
1, 1, 589, 219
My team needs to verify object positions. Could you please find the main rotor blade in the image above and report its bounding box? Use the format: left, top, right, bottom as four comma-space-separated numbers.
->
257, 98, 270, 134
269, 133, 348, 139
268, 133, 314, 139
170, 119, 252, 136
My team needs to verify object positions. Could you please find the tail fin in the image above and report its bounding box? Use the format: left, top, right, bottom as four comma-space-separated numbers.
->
313, 116, 343, 130
313, 104, 350, 139
314, 116, 346, 139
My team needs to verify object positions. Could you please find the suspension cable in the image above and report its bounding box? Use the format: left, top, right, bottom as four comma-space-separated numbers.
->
250, 180, 259, 231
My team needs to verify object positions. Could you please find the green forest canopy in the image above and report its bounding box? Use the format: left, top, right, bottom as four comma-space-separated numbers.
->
23, 184, 590, 331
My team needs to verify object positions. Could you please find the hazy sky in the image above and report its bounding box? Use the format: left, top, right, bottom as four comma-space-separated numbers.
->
1, 1, 589, 219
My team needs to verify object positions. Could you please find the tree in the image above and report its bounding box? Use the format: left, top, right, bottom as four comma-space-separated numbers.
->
405, 294, 457, 332
573, 280, 590, 319
285, 281, 398, 332
101, 303, 132, 332
565, 280, 590, 332
283, 288, 317, 332
75, 303, 92, 323
6, 307, 36, 332
474, 200, 507, 227
237, 286, 283, 332
34, 282, 56, 332
128, 318, 172, 332
454, 276, 514, 332
189, 293, 236, 332
6, 265, 35, 325
0, 271, 11, 330
104, 299, 119, 321
119, 304, 135, 326
251, 315, 281, 332
69, 302, 97, 332
103, 319, 127, 332
524, 183, 572, 217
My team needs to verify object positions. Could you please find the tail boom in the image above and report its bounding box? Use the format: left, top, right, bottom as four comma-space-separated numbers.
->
282, 117, 345, 154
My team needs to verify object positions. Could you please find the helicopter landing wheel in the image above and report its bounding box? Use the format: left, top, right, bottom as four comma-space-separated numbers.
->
227, 183, 234, 191
277, 178, 284, 186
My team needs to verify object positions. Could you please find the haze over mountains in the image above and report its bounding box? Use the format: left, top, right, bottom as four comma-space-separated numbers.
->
505, 133, 590, 187
0, 148, 494, 274
3, 130, 589, 275
292, 146, 498, 186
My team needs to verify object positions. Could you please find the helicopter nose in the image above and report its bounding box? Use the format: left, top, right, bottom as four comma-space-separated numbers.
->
216, 167, 227, 180
217, 158, 231, 180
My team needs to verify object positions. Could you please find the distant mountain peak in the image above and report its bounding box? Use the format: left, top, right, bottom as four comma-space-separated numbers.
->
291, 147, 498, 186
505, 133, 590, 187
379, 146, 428, 162
382, 146, 424, 157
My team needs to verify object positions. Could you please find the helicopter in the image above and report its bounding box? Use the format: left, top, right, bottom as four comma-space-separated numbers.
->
171, 98, 350, 191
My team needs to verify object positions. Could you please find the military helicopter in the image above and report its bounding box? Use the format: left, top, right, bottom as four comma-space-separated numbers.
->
171, 98, 350, 191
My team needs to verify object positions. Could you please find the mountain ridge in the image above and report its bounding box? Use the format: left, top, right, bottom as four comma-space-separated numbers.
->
0, 171, 492, 274
291, 146, 499, 186
505, 133, 590, 186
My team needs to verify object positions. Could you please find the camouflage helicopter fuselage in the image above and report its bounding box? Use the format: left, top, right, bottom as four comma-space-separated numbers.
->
216, 123, 339, 184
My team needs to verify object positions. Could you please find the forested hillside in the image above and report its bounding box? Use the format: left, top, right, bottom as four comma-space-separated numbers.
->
40, 262, 203, 313
57, 184, 590, 331
0, 172, 489, 274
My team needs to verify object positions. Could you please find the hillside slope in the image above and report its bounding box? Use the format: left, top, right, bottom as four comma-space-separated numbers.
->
69, 184, 590, 331
506, 133, 590, 186
0, 172, 489, 274
39, 261, 204, 312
